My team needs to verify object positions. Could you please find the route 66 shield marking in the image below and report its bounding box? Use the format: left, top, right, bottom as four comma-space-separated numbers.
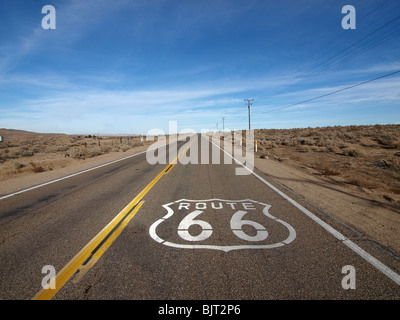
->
149, 199, 296, 252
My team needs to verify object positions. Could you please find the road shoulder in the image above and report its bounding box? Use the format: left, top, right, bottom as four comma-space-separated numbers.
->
254, 156, 400, 256
0, 145, 150, 197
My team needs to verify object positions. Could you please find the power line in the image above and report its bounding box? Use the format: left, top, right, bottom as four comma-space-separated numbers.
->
274, 0, 396, 91
203, 3, 400, 129
327, 23, 400, 70
229, 69, 400, 128
307, 13, 400, 79
254, 69, 400, 117
287, 11, 400, 90
229, 6, 400, 128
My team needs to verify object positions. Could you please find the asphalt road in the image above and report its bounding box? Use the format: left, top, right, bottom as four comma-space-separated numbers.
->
0, 133, 399, 302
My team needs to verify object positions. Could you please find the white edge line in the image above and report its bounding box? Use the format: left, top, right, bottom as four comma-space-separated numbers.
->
0, 147, 157, 201
210, 139, 400, 286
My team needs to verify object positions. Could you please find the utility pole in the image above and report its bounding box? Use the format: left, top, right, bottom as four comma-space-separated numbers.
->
244, 99, 254, 130
222, 117, 226, 131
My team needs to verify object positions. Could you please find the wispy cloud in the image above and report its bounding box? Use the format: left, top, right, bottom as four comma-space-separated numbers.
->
0, 0, 133, 74
1, 82, 252, 133
1, 1, 399, 133
3, 63, 399, 133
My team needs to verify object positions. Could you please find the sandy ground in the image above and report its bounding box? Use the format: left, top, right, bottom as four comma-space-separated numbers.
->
254, 156, 400, 255
1, 136, 399, 258
211, 132, 400, 257
0, 145, 149, 196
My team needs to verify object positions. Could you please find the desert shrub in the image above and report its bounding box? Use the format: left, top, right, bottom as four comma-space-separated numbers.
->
373, 132, 400, 149
359, 138, 376, 148
65, 147, 86, 159
302, 138, 315, 146
56, 145, 69, 152
261, 141, 276, 149
100, 145, 112, 154
20, 148, 34, 157
326, 145, 340, 153
45, 145, 61, 153
32, 144, 45, 153
314, 138, 325, 147
301, 129, 313, 137
281, 139, 290, 146
392, 155, 399, 168
310, 160, 341, 176
256, 145, 264, 153
85, 147, 102, 157
338, 142, 351, 149
130, 140, 144, 147
346, 175, 379, 189
14, 162, 25, 169
322, 168, 340, 176
7, 150, 20, 158
343, 147, 365, 157
68, 143, 80, 148
29, 161, 45, 173
343, 132, 355, 140
296, 145, 310, 153
289, 154, 304, 162
72, 146, 108, 158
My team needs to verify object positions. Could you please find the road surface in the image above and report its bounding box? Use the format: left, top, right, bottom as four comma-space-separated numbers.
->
0, 133, 399, 303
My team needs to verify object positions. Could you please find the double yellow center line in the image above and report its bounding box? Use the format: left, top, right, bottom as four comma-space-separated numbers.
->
33, 135, 196, 300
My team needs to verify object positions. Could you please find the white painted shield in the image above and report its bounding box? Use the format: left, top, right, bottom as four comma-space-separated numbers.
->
149, 199, 296, 252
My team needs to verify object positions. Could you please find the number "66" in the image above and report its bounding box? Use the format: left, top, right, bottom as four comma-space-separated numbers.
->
177, 210, 268, 242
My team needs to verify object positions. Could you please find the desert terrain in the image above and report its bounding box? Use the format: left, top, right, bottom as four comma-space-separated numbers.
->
1, 125, 399, 257
255, 125, 400, 198
251, 124, 400, 256
0, 128, 152, 195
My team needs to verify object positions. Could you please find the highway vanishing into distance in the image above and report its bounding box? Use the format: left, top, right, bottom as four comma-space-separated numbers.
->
0, 133, 399, 301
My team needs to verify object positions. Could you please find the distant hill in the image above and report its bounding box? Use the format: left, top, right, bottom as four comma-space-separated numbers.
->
0, 128, 70, 142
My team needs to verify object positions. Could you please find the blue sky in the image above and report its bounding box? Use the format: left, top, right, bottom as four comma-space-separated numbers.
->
0, 0, 399, 134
